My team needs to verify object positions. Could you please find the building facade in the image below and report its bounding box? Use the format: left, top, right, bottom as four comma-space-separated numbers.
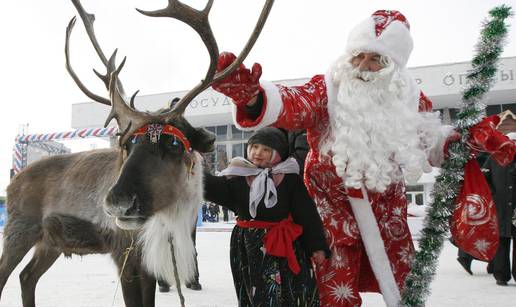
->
71, 57, 516, 205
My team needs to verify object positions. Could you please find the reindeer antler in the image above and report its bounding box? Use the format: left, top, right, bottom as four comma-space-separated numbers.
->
66, 0, 158, 145
138, 0, 275, 116
66, 0, 274, 146
65, 16, 110, 106
67, 0, 127, 98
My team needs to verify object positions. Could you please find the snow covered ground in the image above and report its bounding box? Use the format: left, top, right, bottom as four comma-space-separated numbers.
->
1, 222, 515, 307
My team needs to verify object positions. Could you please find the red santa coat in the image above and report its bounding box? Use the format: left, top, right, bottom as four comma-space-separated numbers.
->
233, 72, 435, 306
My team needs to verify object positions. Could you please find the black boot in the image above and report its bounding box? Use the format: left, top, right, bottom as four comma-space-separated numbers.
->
186, 280, 202, 291
487, 261, 494, 274
157, 280, 170, 293
457, 257, 473, 275
496, 280, 508, 286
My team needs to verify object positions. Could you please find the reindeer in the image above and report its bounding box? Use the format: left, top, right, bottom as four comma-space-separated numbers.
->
0, 0, 274, 306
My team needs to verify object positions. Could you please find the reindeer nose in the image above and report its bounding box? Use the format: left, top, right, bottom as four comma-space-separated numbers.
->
105, 188, 139, 217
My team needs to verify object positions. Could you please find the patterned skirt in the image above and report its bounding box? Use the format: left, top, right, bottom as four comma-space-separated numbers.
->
229, 226, 320, 307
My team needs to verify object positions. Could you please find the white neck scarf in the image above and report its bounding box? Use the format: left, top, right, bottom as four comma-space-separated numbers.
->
218, 157, 300, 218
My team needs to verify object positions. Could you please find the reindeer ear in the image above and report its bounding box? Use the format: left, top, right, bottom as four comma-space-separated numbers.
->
190, 127, 216, 153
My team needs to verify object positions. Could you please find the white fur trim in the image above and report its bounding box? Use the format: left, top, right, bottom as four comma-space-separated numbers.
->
348, 188, 401, 307
232, 80, 284, 131
324, 71, 336, 104
324, 71, 338, 126
402, 71, 421, 111
346, 17, 413, 68
428, 124, 455, 167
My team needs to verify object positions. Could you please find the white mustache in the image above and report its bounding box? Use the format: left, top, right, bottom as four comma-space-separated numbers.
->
350, 68, 379, 82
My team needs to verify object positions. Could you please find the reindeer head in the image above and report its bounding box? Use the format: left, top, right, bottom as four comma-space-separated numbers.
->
66, 0, 274, 230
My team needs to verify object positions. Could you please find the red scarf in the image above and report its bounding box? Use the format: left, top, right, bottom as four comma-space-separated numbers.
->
236, 217, 303, 274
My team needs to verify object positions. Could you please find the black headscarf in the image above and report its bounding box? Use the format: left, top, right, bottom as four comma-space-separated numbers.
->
247, 127, 289, 161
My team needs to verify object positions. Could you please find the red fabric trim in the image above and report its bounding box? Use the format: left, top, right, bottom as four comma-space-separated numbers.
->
236, 217, 303, 274
235, 86, 268, 128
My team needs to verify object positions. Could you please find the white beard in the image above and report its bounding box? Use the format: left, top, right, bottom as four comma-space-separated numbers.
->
321, 54, 442, 193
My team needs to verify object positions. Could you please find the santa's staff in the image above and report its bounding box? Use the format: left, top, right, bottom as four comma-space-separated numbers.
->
402, 5, 514, 307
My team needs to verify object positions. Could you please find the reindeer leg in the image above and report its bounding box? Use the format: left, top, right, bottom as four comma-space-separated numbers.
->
19, 245, 61, 307
140, 269, 156, 307
0, 215, 41, 300
118, 261, 145, 307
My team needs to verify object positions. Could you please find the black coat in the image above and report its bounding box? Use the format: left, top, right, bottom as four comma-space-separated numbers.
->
204, 173, 329, 256
483, 158, 516, 237
288, 131, 309, 177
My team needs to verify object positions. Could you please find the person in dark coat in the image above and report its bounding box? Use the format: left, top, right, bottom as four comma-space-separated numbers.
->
483, 132, 516, 286
204, 127, 330, 306
287, 130, 309, 177
210, 203, 220, 222
202, 202, 209, 222
222, 206, 230, 222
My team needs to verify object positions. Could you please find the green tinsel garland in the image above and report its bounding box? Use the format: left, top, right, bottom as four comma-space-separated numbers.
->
401, 5, 512, 307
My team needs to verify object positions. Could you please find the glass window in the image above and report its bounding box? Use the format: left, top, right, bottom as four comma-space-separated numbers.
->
415, 193, 424, 206
406, 194, 413, 204
486, 105, 502, 116
203, 152, 216, 174
244, 130, 254, 138
232, 126, 243, 139
216, 125, 227, 141
449, 108, 459, 123
502, 103, 516, 114
216, 144, 228, 171
406, 185, 424, 192
205, 126, 216, 134
232, 143, 244, 159
204, 152, 215, 164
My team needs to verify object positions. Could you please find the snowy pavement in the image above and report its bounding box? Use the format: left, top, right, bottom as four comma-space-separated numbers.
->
1, 223, 515, 307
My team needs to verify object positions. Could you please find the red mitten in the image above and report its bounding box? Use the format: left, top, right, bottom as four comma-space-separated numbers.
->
468, 115, 516, 166
211, 52, 262, 108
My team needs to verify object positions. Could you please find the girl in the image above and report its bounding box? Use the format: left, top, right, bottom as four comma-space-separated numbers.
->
204, 127, 329, 306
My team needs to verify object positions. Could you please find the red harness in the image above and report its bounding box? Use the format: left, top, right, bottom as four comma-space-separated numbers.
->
133, 124, 192, 152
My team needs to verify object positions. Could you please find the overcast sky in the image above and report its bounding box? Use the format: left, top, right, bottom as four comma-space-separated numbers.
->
1, 0, 515, 195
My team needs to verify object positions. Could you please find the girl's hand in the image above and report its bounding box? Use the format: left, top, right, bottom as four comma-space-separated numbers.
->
311, 250, 326, 265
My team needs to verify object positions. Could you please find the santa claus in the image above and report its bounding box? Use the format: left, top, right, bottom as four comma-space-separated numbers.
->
213, 10, 453, 307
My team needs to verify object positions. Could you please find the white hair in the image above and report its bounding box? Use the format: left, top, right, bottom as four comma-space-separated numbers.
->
320, 53, 442, 192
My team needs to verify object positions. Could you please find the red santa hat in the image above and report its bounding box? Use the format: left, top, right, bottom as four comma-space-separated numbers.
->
346, 10, 413, 68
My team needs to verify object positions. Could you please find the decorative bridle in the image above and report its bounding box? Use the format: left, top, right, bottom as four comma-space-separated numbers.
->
132, 124, 192, 152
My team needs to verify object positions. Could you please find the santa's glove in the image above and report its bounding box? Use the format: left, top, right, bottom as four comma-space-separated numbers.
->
468, 115, 516, 166
211, 52, 262, 109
